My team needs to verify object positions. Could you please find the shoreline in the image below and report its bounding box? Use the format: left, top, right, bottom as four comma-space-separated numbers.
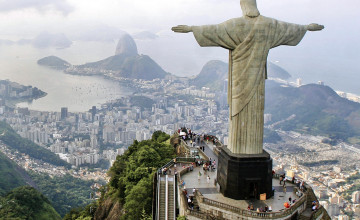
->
6, 92, 47, 109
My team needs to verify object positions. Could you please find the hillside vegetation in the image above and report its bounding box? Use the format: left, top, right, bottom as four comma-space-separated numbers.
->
28, 171, 95, 217
66, 131, 175, 220
265, 81, 360, 143
0, 121, 70, 168
0, 151, 27, 195
0, 186, 61, 220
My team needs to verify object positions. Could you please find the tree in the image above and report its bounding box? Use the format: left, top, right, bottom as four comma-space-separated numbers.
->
95, 131, 175, 219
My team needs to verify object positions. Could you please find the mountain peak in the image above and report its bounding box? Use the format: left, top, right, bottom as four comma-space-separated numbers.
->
115, 34, 138, 56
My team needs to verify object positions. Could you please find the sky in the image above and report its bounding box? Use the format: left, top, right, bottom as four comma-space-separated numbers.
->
0, 0, 359, 92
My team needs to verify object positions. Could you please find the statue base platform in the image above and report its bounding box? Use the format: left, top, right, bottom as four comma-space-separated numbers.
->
216, 147, 273, 200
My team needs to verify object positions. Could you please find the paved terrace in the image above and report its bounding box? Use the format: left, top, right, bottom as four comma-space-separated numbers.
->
179, 140, 303, 213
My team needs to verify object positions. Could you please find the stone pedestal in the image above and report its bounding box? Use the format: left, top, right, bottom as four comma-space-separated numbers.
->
217, 147, 273, 200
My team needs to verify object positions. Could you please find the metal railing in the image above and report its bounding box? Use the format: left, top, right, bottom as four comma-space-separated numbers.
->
165, 176, 168, 220
194, 189, 307, 219
156, 174, 160, 220
171, 176, 176, 220
157, 157, 196, 176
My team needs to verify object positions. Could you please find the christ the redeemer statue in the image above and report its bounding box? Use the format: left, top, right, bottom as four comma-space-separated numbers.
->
172, 0, 324, 155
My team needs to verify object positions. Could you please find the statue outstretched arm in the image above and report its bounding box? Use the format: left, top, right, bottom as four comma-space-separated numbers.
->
171, 25, 193, 33
307, 23, 324, 31
172, 22, 237, 49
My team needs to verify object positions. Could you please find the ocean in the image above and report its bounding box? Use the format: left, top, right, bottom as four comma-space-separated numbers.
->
0, 42, 131, 112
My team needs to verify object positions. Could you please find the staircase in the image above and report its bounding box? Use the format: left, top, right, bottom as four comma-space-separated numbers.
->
192, 193, 200, 211
299, 188, 320, 220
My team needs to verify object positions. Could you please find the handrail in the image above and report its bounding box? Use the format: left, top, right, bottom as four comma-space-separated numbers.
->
156, 174, 160, 220
157, 157, 196, 175
165, 175, 168, 220
180, 138, 210, 161
273, 174, 310, 192
194, 189, 307, 219
172, 176, 176, 220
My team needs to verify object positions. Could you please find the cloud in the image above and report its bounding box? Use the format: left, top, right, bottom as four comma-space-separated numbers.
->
0, 0, 74, 15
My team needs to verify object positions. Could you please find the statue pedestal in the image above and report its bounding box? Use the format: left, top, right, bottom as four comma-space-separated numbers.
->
216, 147, 273, 200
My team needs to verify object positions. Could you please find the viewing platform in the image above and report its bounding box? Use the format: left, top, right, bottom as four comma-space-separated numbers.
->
154, 132, 330, 220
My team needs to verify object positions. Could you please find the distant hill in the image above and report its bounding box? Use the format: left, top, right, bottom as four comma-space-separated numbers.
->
38, 34, 168, 80
1, 33, 72, 49
32, 32, 72, 48
0, 39, 14, 45
76, 34, 167, 80
37, 56, 71, 70
17, 32, 72, 48
76, 53, 168, 80
0, 121, 71, 168
0, 186, 61, 220
265, 81, 360, 143
192, 60, 292, 91
192, 60, 228, 91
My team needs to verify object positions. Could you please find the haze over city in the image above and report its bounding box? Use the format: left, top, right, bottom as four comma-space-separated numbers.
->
0, 0, 359, 93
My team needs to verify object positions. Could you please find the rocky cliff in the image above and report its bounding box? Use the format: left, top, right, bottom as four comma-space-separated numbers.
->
115, 34, 138, 56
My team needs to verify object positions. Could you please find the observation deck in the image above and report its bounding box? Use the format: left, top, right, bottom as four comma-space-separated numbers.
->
154, 132, 330, 220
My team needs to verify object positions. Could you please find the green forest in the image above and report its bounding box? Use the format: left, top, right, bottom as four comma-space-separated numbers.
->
66, 131, 175, 220
0, 151, 26, 196
0, 186, 61, 220
28, 171, 96, 217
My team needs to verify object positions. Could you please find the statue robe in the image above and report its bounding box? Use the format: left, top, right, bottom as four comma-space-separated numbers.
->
192, 15, 307, 154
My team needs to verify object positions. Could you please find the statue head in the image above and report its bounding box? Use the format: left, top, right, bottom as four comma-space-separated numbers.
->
240, 0, 260, 18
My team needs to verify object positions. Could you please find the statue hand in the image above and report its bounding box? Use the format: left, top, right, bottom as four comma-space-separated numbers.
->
307, 23, 324, 31
171, 25, 193, 33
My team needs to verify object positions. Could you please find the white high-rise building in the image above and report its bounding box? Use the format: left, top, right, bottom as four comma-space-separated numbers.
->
352, 191, 360, 204
90, 134, 98, 149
